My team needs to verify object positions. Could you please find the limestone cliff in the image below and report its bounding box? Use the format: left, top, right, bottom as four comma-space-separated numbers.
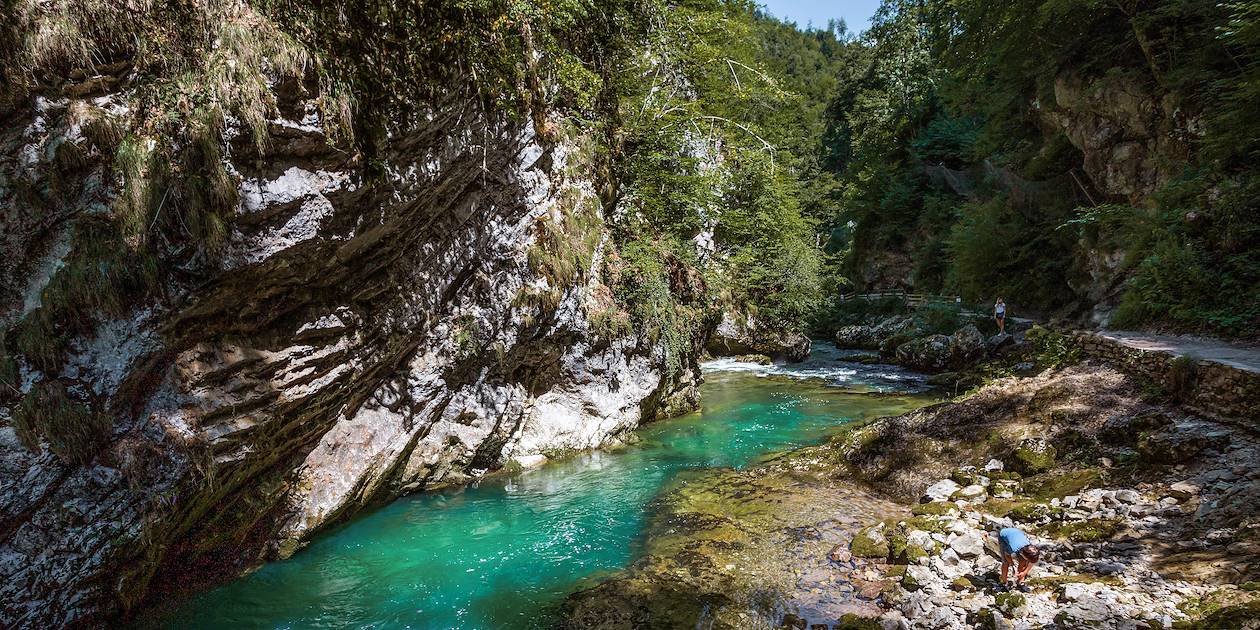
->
0, 27, 702, 630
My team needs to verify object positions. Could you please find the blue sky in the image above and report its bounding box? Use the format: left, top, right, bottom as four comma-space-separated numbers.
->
759, 0, 882, 33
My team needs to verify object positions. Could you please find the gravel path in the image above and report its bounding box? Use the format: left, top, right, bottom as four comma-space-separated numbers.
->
1095, 331, 1260, 374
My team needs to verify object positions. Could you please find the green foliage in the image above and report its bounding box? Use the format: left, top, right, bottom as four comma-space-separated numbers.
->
827, 296, 909, 327
526, 195, 603, 290
1026, 325, 1081, 369
820, 0, 1260, 337
608, 1, 835, 338
716, 150, 821, 329
611, 240, 705, 378
11, 380, 113, 466
916, 303, 963, 336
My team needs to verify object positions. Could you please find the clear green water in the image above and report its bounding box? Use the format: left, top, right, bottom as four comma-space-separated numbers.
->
155, 345, 933, 629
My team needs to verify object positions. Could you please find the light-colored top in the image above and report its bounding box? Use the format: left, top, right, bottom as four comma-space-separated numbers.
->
999, 527, 1029, 555
995, 302, 1006, 316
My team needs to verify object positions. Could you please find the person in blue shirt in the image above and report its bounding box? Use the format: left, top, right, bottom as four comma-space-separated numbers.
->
998, 527, 1040, 592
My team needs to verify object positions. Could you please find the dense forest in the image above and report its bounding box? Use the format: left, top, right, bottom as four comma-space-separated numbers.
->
816, 0, 1260, 337
4, 0, 1260, 626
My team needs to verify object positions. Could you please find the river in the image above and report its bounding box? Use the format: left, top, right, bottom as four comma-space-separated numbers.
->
152, 343, 935, 629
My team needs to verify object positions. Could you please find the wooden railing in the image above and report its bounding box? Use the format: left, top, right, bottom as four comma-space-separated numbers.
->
836, 291, 962, 308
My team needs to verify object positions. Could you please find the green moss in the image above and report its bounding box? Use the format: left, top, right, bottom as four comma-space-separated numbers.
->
1240, 581, 1260, 592
850, 524, 890, 558
1039, 519, 1124, 543
1024, 468, 1102, 500
1027, 574, 1123, 589
978, 498, 1027, 518
1007, 502, 1062, 523
1177, 601, 1260, 629
835, 613, 883, 630
951, 576, 974, 591
994, 591, 1026, 613
900, 516, 951, 534
911, 501, 960, 517
951, 468, 983, 486
1012, 441, 1057, 474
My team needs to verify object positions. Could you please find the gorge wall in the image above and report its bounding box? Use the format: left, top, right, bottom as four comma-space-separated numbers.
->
0, 15, 705, 627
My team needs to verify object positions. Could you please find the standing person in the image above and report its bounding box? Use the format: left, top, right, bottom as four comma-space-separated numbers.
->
994, 297, 1007, 335
998, 527, 1040, 592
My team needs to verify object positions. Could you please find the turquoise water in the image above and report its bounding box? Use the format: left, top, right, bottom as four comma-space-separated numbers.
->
156, 344, 933, 629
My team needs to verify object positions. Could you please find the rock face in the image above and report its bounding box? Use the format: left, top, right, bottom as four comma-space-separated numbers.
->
707, 311, 810, 362
1044, 72, 1195, 204
0, 74, 702, 627
894, 325, 989, 373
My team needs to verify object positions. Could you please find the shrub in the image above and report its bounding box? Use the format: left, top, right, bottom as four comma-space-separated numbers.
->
1026, 325, 1081, 369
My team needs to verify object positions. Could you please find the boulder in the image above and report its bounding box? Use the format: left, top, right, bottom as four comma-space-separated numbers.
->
851, 524, 890, 558
923, 479, 962, 503
903, 565, 935, 591
834, 325, 878, 350
948, 324, 987, 368
1054, 593, 1113, 626
1100, 411, 1173, 445
983, 459, 1004, 472
707, 311, 810, 362
1114, 489, 1140, 504
1011, 438, 1057, 475
1168, 480, 1201, 501
954, 484, 987, 502
950, 532, 986, 559
1137, 426, 1230, 464
895, 334, 953, 372
895, 325, 990, 372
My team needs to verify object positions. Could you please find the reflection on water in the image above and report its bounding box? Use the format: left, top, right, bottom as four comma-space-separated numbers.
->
152, 343, 933, 630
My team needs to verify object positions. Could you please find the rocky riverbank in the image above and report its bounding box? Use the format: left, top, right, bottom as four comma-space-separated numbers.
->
562, 359, 1260, 629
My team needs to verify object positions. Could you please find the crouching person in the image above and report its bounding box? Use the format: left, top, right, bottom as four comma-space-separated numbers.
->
998, 527, 1040, 592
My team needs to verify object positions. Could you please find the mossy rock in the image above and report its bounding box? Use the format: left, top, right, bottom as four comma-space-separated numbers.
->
834, 613, 883, 630
1012, 439, 1057, 475
988, 471, 1023, 482
1040, 519, 1124, 543
901, 569, 923, 591
1241, 581, 1260, 592
900, 515, 951, 534
850, 525, 890, 558
1024, 468, 1102, 500
951, 576, 974, 591
904, 544, 929, 563
951, 468, 984, 486
979, 498, 1027, 518
995, 591, 1027, 614
1007, 502, 1063, 523
1182, 601, 1260, 629
1028, 574, 1123, 590
971, 609, 1002, 630
912, 501, 960, 517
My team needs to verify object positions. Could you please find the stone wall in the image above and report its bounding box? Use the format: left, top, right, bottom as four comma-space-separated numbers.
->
1073, 333, 1260, 423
